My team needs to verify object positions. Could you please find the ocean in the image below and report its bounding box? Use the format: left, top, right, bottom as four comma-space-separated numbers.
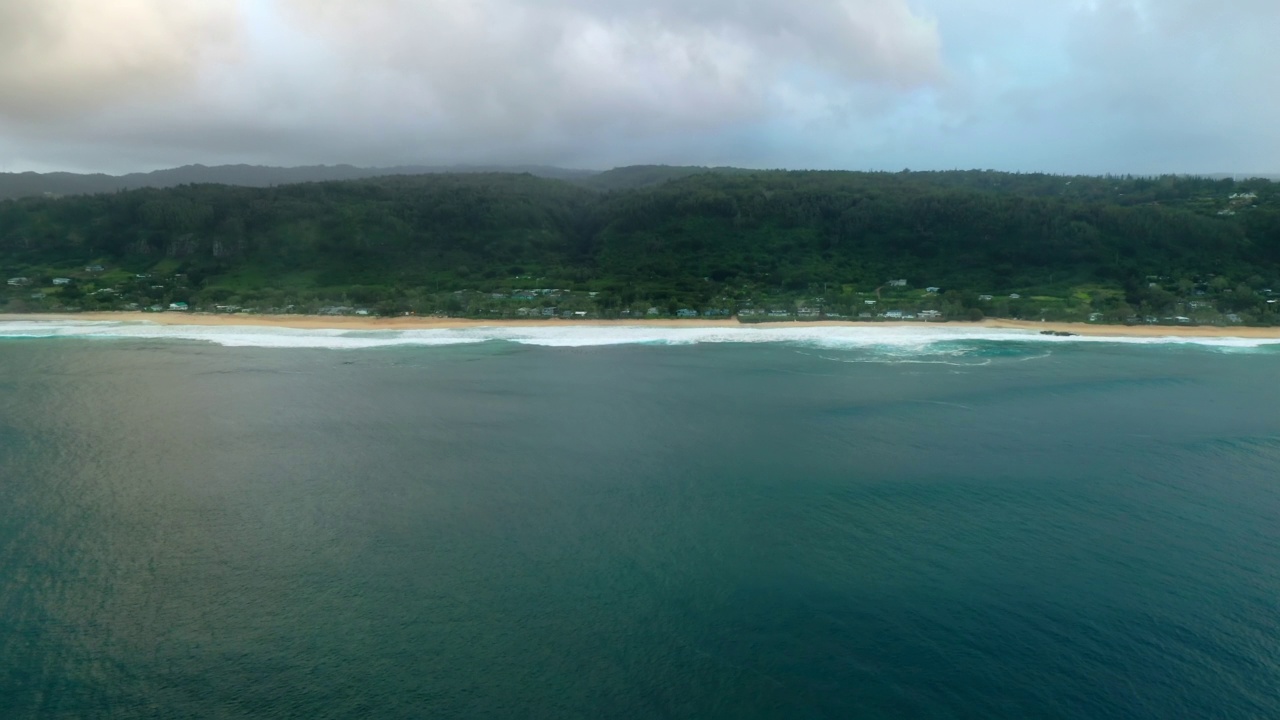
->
1, 323, 1279, 719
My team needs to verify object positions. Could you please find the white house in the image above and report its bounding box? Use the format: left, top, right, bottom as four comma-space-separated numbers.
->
52, 278, 71, 285
925, 287, 941, 294
7, 277, 29, 286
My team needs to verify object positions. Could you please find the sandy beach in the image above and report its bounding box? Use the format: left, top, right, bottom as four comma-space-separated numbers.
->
4, 312, 1280, 339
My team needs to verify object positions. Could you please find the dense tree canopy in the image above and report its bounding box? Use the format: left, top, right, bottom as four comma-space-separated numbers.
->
2, 170, 1279, 322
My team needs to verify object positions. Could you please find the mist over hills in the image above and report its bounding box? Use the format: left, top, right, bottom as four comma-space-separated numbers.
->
4, 164, 1278, 203
0, 164, 600, 200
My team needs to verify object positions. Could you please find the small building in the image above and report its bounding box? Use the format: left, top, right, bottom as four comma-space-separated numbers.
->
1226, 314, 1242, 323
865, 300, 877, 305
676, 309, 699, 318
978, 294, 993, 301
1009, 293, 1022, 299
925, 287, 941, 294
169, 302, 189, 311
355, 309, 370, 316
85, 265, 105, 272
7, 277, 29, 286
885, 310, 904, 319
888, 279, 907, 287
646, 307, 661, 316
52, 277, 72, 285
919, 310, 942, 320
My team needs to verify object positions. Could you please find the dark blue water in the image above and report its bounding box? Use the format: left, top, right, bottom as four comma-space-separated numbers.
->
2, 338, 1279, 718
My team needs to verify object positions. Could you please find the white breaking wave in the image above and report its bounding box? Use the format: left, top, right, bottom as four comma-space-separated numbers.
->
1, 321, 1279, 351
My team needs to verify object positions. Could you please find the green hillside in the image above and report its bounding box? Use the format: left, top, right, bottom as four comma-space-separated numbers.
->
2, 170, 1279, 323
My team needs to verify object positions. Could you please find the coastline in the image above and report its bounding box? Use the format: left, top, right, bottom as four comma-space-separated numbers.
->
4, 311, 1280, 339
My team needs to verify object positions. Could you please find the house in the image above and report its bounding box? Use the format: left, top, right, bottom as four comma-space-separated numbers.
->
1089, 313, 1103, 322
858, 312, 873, 318
647, 307, 661, 316
573, 311, 588, 318
168, 302, 189, 311
797, 308, 821, 318
541, 307, 558, 317
1226, 314, 1242, 323
7, 277, 29, 286
888, 279, 907, 287
885, 310, 904, 319
767, 309, 791, 317
516, 307, 533, 316
1009, 293, 1022, 299
978, 294, 994, 301
925, 287, 941, 294
676, 309, 699, 318
919, 310, 942, 320
52, 277, 71, 285
865, 300, 877, 305
355, 309, 370, 316
85, 265, 105, 272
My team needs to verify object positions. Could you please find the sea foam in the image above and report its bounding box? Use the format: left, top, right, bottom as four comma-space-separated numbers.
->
2, 320, 1279, 351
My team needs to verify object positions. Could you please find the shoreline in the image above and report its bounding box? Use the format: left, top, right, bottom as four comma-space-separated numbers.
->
4, 312, 1280, 339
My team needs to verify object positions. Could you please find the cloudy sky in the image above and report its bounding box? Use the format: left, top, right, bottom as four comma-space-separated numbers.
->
0, 0, 1276, 175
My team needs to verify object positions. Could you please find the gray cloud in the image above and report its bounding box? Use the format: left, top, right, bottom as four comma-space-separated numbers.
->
0, 0, 1276, 174
0, 0, 241, 122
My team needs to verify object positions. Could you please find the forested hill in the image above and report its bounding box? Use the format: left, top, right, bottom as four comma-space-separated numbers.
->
3, 170, 1279, 324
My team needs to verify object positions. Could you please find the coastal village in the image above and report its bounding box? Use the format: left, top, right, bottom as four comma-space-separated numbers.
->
4, 264, 1278, 326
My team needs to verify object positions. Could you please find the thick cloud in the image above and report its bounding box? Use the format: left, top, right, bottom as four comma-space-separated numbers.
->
0, 0, 241, 121
0, 0, 1276, 174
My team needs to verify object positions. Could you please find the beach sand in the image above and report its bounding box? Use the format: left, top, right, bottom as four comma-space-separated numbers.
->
4, 312, 1280, 339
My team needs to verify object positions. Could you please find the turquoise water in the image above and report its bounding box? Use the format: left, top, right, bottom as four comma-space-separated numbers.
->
2, 332, 1279, 718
